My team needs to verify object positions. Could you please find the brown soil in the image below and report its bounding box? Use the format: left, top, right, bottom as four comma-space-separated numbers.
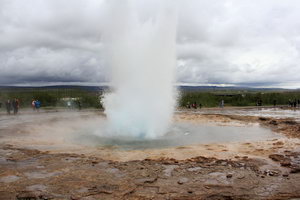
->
0, 109, 300, 199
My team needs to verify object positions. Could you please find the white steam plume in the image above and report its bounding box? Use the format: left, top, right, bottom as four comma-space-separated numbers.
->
102, 0, 178, 139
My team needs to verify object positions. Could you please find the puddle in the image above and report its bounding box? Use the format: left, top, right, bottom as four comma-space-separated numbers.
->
163, 165, 178, 177
24, 171, 61, 179
26, 184, 47, 191
0, 175, 20, 183
187, 167, 202, 172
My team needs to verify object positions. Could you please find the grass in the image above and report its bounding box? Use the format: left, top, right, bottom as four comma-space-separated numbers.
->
1, 87, 300, 110
179, 90, 300, 107
0, 88, 103, 110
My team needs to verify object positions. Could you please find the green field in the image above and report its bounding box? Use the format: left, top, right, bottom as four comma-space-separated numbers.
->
0, 87, 103, 110
1, 87, 300, 110
179, 90, 300, 107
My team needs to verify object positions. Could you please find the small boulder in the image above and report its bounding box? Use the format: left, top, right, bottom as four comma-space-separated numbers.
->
269, 154, 285, 162
177, 177, 189, 185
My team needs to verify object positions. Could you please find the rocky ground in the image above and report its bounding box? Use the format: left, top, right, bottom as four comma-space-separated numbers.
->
0, 108, 300, 199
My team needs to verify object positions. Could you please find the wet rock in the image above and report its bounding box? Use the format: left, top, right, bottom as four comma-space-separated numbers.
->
269, 154, 285, 162
187, 167, 202, 172
189, 156, 216, 164
290, 167, 300, 174
215, 159, 228, 166
206, 172, 231, 185
91, 161, 98, 165
280, 160, 292, 167
16, 191, 52, 200
283, 120, 297, 125
135, 177, 157, 184
26, 184, 47, 192
282, 173, 289, 177
160, 158, 178, 164
163, 165, 178, 177
264, 170, 280, 176
226, 174, 233, 178
273, 141, 284, 145
177, 177, 189, 185
16, 192, 39, 200
105, 168, 120, 173
237, 174, 245, 179
259, 117, 268, 121
87, 184, 119, 194
269, 120, 278, 125
76, 187, 89, 193
24, 171, 61, 179
205, 194, 235, 200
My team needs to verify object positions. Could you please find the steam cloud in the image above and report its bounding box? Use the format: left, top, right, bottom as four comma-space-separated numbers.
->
102, 0, 178, 139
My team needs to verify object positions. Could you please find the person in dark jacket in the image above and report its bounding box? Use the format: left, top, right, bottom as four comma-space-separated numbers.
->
5, 100, 12, 115
12, 98, 19, 114
273, 100, 277, 107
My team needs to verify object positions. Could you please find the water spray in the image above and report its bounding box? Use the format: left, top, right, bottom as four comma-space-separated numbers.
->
103, 0, 178, 139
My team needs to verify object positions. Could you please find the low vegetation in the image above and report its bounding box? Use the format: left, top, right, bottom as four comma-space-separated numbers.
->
1, 87, 300, 110
0, 87, 103, 110
179, 90, 300, 107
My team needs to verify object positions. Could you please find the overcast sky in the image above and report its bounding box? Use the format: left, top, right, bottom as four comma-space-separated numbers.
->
0, 0, 300, 88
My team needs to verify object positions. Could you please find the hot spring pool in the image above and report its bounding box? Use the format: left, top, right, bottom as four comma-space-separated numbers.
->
0, 112, 282, 151
73, 122, 280, 150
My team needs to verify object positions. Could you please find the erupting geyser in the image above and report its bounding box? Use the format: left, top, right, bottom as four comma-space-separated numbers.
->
103, 0, 178, 139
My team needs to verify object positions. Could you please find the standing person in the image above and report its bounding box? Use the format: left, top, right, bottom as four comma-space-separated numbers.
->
12, 98, 19, 114
258, 99, 262, 106
186, 102, 191, 109
67, 101, 71, 109
273, 100, 277, 107
192, 102, 197, 109
5, 100, 11, 115
31, 99, 36, 111
78, 101, 82, 110
220, 99, 224, 108
35, 100, 41, 112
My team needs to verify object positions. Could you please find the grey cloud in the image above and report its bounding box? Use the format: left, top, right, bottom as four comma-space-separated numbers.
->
0, 0, 300, 88
176, 0, 300, 87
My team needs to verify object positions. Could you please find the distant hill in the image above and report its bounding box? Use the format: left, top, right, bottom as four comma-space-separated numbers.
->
0, 85, 297, 92
0, 85, 108, 92
177, 86, 290, 92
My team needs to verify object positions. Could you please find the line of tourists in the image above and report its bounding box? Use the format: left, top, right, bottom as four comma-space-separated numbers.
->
186, 102, 202, 109
288, 99, 300, 108
31, 99, 41, 111
3, 99, 42, 115
5, 98, 20, 115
